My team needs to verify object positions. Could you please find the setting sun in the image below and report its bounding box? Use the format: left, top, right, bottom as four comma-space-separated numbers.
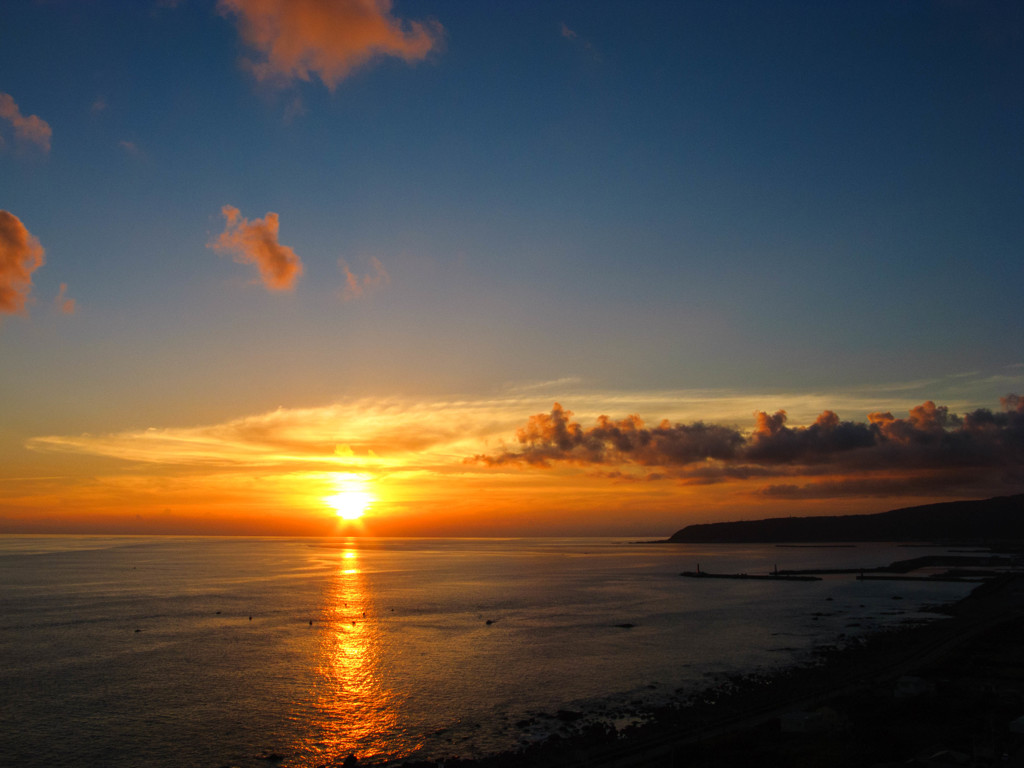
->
324, 475, 374, 520
326, 491, 372, 520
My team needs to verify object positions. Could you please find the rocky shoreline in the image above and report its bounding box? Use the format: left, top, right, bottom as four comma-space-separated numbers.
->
389, 567, 1024, 768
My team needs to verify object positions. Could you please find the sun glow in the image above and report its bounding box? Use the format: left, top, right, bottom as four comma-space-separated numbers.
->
324, 475, 374, 520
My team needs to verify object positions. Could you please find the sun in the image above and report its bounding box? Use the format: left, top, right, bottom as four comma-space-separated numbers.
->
325, 489, 372, 520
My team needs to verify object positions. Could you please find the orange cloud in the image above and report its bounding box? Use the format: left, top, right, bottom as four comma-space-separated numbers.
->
218, 0, 443, 90
55, 283, 76, 315
0, 210, 45, 315
209, 205, 303, 291
752, 409, 787, 437
0, 93, 52, 152
340, 256, 390, 300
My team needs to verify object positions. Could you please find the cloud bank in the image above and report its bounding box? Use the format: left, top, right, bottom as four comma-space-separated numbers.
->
474, 397, 1024, 498
209, 205, 303, 291
0, 210, 46, 315
0, 93, 51, 152
219, 0, 443, 90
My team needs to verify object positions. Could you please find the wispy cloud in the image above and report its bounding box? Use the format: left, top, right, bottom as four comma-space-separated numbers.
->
218, 0, 444, 90
507, 377, 584, 393
209, 205, 303, 291
559, 20, 598, 60
55, 283, 75, 315
339, 256, 389, 300
283, 94, 306, 123
27, 397, 507, 475
0, 93, 51, 152
0, 210, 46, 315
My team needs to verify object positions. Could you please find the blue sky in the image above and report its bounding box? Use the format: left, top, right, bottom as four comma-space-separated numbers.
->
1, 1, 1022, 534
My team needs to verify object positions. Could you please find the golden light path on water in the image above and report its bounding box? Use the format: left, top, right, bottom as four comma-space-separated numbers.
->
298, 544, 420, 764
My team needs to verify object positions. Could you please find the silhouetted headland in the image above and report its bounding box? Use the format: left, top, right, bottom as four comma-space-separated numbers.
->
665, 494, 1024, 544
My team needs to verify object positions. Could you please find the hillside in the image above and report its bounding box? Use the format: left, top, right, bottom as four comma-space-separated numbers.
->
668, 494, 1024, 543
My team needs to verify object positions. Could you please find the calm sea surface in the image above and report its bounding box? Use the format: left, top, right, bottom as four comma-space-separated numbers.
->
0, 536, 976, 767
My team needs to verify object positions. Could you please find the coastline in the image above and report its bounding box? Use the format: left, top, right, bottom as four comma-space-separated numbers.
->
395, 570, 1024, 768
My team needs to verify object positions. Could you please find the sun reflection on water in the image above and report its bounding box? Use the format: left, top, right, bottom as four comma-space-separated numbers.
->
298, 543, 416, 764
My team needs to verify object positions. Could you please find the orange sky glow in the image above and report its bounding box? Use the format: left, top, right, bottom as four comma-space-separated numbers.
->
1, 2, 1021, 538
3, 387, 1022, 537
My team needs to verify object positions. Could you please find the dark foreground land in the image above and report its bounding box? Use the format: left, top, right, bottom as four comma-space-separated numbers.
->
396, 571, 1024, 768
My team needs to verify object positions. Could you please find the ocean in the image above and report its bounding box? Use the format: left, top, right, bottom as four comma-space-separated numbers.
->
0, 535, 977, 767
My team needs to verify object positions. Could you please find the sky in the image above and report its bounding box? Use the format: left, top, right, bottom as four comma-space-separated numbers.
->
1, 0, 1022, 537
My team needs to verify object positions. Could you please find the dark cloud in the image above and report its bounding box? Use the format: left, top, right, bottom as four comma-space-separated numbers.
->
474, 402, 743, 468
754, 467, 1018, 500
745, 409, 877, 464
